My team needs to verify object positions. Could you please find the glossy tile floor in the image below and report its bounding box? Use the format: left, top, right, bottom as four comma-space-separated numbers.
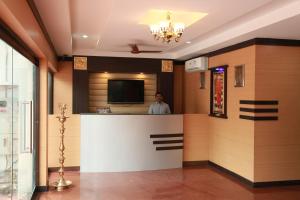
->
36, 167, 300, 200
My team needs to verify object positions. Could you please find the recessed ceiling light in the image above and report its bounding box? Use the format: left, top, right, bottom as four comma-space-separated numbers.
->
82, 34, 88, 39
186, 41, 192, 44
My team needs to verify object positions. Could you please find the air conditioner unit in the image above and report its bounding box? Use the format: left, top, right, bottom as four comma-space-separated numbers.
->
185, 57, 208, 72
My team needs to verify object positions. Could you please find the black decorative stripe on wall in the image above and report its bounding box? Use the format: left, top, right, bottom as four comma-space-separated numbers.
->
240, 108, 278, 113
153, 140, 183, 144
240, 100, 278, 105
150, 133, 183, 138
156, 146, 183, 151
239, 100, 279, 121
240, 115, 278, 121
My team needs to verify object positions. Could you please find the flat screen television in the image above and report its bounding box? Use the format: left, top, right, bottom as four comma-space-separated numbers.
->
108, 79, 144, 104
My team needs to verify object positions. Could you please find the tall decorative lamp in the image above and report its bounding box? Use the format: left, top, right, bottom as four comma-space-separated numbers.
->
51, 104, 72, 191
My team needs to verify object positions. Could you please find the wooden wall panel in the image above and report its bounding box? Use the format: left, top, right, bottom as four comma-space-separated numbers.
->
173, 65, 184, 114
181, 46, 256, 181
38, 60, 49, 186
183, 114, 209, 161
182, 46, 256, 181
88, 73, 156, 114
159, 72, 174, 112
207, 46, 256, 181
73, 56, 174, 114
182, 44, 300, 183
184, 71, 210, 114
184, 72, 200, 113
254, 45, 300, 182
53, 61, 73, 114
72, 69, 89, 113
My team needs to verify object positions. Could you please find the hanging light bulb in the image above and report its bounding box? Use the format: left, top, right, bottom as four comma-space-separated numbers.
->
148, 12, 185, 43
174, 23, 185, 34
150, 24, 159, 34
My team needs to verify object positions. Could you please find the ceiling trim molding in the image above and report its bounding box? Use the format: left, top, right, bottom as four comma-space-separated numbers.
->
0, 19, 38, 65
186, 38, 300, 61
26, 0, 57, 56
57, 55, 73, 62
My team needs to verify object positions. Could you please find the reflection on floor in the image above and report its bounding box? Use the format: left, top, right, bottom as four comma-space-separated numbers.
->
36, 167, 300, 200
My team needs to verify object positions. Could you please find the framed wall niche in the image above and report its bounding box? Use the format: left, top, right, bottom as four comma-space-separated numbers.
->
209, 65, 228, 118
234, 64, 245, 87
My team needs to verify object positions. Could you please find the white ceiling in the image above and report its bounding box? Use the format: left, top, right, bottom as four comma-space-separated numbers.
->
34, 0, 300, 60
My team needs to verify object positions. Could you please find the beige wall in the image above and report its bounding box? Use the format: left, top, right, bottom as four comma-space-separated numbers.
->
208, 46, 256, 181
183, 46, 256, 181
184, 70, 210, 114
48, 115, 80, 168
183, 45, 300, 183
48, 61, 81, 168
183, 114, 209, 161
38, 60, 49, 186
254, 45, 300, 182
53, 61, 73, 114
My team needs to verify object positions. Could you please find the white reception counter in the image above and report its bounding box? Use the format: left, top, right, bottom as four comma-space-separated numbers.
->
80, 114, 183, 172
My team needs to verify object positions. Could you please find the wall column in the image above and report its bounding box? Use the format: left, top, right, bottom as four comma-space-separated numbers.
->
38, 58, 48, 186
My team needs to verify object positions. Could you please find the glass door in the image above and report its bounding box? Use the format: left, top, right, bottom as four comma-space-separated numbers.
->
0, 39, 14, 200
0, 39, 37, 200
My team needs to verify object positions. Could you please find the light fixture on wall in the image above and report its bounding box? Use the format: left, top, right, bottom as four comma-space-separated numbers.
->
149, 12, 185, 43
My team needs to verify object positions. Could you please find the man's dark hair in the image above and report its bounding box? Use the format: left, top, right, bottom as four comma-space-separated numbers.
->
155, 91, 163, 96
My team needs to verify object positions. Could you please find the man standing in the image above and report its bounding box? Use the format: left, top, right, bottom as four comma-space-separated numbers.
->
148, 92, 171, 114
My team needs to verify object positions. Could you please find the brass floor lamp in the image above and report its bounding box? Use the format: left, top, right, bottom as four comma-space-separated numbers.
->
51, 104, 72, 191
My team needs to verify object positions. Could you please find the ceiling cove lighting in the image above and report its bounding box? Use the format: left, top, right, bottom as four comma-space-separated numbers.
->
150, 12, 184, 43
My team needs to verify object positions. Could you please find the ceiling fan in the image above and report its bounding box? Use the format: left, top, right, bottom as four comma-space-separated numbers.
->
129, 44, 162, 54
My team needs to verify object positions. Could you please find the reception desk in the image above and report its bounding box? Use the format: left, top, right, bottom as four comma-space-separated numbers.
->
80, 114, 183, 172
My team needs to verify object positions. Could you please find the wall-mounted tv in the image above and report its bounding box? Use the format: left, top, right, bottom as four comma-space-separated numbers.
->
108, 79, 144, 104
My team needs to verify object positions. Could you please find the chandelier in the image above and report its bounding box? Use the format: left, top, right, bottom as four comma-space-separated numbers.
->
149, 12, 185, 43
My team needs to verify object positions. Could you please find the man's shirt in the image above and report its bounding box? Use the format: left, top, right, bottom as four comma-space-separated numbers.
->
148, 101, 171, 114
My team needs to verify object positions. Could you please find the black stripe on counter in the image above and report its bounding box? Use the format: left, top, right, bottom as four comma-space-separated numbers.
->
240, 108, 278, 113
150, 133, 183, 138
239, 115, 278, 121
153, 140, 183, 144
156, 146, 183, 151
240, 100, 278, 105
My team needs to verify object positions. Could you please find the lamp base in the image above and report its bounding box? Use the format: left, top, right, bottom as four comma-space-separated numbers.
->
51, 178, 72, 191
